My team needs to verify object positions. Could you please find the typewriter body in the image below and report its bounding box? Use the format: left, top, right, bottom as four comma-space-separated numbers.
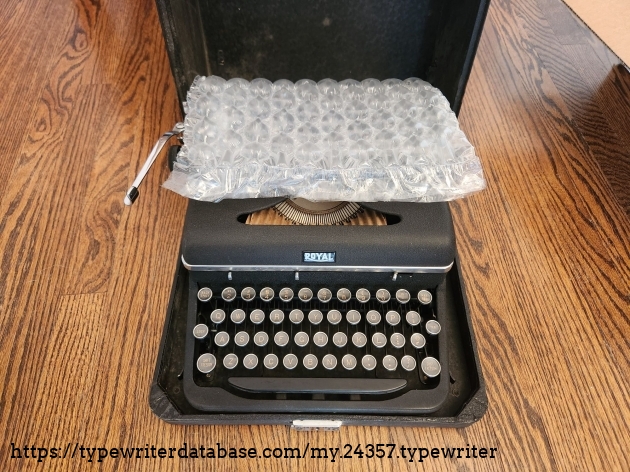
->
149, 0, 489, 426
182, 199, 454, 414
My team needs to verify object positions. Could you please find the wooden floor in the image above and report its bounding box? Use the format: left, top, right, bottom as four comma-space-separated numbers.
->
1, 0, 629, 470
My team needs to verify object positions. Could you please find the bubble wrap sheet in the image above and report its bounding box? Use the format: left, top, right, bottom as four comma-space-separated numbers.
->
164, 76, 486, 202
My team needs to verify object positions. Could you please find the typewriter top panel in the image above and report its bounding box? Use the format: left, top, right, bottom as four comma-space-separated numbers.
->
182, 199, 456, 271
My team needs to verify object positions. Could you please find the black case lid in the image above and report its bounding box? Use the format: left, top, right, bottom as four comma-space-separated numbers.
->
156, 0, 489, 114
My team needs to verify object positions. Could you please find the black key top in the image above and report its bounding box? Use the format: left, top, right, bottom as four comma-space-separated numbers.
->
222, 287, 236, 302
418, 289, 432, 305
279, 287, 294, 302
227, 377, 407, 395
197, 287, 212, 302
241, 287, 256, 301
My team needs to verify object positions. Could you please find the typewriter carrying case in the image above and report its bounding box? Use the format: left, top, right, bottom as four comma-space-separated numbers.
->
149, 0, 489, 426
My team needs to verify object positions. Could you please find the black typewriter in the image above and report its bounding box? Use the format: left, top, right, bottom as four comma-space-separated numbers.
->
143, 0, 488, 426
180, 199, 454, 414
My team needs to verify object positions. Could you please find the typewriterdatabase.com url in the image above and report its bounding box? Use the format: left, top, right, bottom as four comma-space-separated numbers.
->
9, 442, 498, 464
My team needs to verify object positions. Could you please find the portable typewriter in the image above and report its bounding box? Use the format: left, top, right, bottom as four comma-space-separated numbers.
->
137, 0, 489, 426
176, 197, 455, 415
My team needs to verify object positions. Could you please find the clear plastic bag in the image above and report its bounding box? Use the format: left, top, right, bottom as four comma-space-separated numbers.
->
163, 76, 486, 202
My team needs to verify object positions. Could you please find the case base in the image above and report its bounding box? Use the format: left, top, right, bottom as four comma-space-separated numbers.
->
149, 256, 487, 427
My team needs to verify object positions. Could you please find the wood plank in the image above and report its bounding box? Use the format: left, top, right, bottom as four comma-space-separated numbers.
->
454, 1, 630, 469
0, 84, 114, 465
0, 1, 74, 202
519, 0, 630, 213
499, 0, 630, 372
15, 293, 105, 472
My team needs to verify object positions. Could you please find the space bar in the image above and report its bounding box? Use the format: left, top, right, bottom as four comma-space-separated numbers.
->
228, 377, 407, 394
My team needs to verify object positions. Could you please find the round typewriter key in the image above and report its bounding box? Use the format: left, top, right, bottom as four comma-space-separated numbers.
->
260, 287, 275, 301
337, 288, 351, 303
322, 354, 337, 370
250, 309, 265, 324
289, 309, 304, 324
223, 353, 239, 369
264, 353, 279, 370
417, 289, 433, 305
214, 331, 230, 347
274, 331, 289, 347
352, 332, 367, 348
210, 309, 226, 324
313, 331, 328, 347
366, 310, 381, 325
222, 287, 237, 302
332, 332, 347, 348
346, 310, 361, 325
356, 288, 370, 303
308, 309, 323, 325
235, 331, 250, 347
197, 287, 212, 302
361, 354, 377, 371
279, 287, 294, 302
383, 355, 398, 371
241, 287, 256, 301
303, 354, 318, 370
405, 310, 421, 326
230, 309, 246, 324
294, 331, 309, 347
317, 288, 333, 303
193, 323, 209, 340
376, 288, 391, 303
421, 357, 441, 378
197, 353, 216, 373
401, 355, 417, 371
390, 333, 406, 349
243, 353, 258, 369
327, 309, 342, 325
254, 332, 269, 347
298, 287, 313, 302
385, 310, 401, 326
396, 289, 411, 304
425, 319, 441, 335
269, 309, 284, 324
342, 354, 357, 370
410, 333, 426, 349
283, 353, 298, 370
371, 332, 387, 348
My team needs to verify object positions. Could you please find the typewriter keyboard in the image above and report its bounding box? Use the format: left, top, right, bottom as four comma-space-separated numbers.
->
188, 283, 444, 400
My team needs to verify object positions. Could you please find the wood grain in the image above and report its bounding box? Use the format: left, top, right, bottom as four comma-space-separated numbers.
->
0, 0, 629, 470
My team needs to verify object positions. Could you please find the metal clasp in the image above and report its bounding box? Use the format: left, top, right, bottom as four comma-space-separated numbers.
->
124, 122, 184, 206
291, 420, 342, 431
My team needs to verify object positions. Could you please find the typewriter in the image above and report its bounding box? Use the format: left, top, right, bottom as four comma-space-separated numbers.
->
139, 0, 488, 426
180, 198, 454, 414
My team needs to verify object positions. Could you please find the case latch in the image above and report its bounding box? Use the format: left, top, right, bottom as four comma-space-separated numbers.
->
124, 122, 184, 206
291, 420, 342, 431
